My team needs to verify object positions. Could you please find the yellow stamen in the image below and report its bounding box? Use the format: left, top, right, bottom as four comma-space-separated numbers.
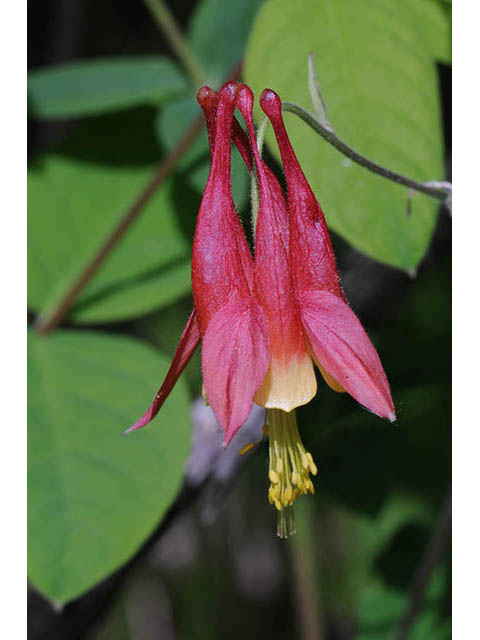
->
239, 442, 255, 455
269, 469, 279, 484
267, 408, 318, 538
201, 383, 210, 405
239, 423, 269, 456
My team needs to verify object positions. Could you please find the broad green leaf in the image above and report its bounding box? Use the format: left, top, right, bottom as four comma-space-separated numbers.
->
188, 0, 263, 85
71, 261, 192, 325
404, 0, 451, 64
28, 57, 188, 119
28, 330, 192, 604
28, 109, 193, 324
245, 0, 449, 270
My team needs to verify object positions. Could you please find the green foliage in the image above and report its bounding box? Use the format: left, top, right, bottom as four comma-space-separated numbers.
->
404, 0, 451, 64
188, 0, 264, 85
356, 568, 449, 639
154, 0, 263, 203
245, 0, 449, 270
28, 57, 188, 119
28, 329, 192, 604
28, 109, 192, 324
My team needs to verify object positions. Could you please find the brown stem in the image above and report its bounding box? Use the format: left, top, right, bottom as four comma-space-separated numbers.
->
34, 115, 204, 335
394, 486, 452, 640
142, 0, 207, 87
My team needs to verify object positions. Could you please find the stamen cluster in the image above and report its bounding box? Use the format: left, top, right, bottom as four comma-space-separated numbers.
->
267, 409, 317, 512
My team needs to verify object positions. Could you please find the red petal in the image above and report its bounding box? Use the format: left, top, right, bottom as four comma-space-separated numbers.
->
124, 310, 201, 434
192, 82, 254, 334
196, 86, 218, 156
299, 290, 395, 421
236, 85, 316, 410
197, 86, 252, 170
260, 89, 343, 298
202, 299, 270, 445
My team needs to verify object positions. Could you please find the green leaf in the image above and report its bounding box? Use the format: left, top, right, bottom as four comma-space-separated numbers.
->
28, 108, 193, 324
188, 0, 263, 85
28, 57, 188, 119
28, 329, 192, 604
245, 0, 449, 270
405, 0, 451, 64
71, 261, 192, 325
356, 567, 449, 639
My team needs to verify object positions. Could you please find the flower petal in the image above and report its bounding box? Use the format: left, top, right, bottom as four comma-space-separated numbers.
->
197, 85, 253, 171
202, 298, 270, 445
299, 290, 395, 421
260, 89, 343, 298
192, 82, 254, 334
236, 84, 316, 411
124, 310, 200, 434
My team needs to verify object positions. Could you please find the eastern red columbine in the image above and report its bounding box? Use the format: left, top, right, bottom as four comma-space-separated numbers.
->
125, 82, 395, 537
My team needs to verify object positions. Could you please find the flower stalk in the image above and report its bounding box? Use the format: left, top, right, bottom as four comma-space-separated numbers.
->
142, 0, 207, 87
282, 100, 451, 208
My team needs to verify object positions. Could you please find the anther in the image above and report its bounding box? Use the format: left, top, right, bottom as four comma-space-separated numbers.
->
269, 469, 279, 484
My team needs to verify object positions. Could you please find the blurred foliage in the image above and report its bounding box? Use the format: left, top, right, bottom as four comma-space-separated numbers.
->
28, 108, 193, 324
28, 0, 450, 637
28, 330, 191, 603
27, 57, 187, 118
188, 0, 263, 85
245, 0, 449, 270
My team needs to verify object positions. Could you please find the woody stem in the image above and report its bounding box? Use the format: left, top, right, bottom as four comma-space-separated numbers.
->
282, 101, 451, 208
34, 115, 205, 335
143, 0, 207, 87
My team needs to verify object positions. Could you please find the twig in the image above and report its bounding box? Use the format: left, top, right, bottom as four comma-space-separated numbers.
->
143, 0, 207, 87
282, 101, 452, 207
34, 115, 204, 335
394, 486, 452, 640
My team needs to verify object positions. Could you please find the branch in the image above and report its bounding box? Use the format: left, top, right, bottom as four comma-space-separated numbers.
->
143, 0, 207, 87
282, 101, 452, 209
394, 486, 452, 640
34, 115, 204, 335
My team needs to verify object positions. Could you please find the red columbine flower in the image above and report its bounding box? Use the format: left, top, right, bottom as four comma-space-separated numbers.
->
125, 82, 395, 537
